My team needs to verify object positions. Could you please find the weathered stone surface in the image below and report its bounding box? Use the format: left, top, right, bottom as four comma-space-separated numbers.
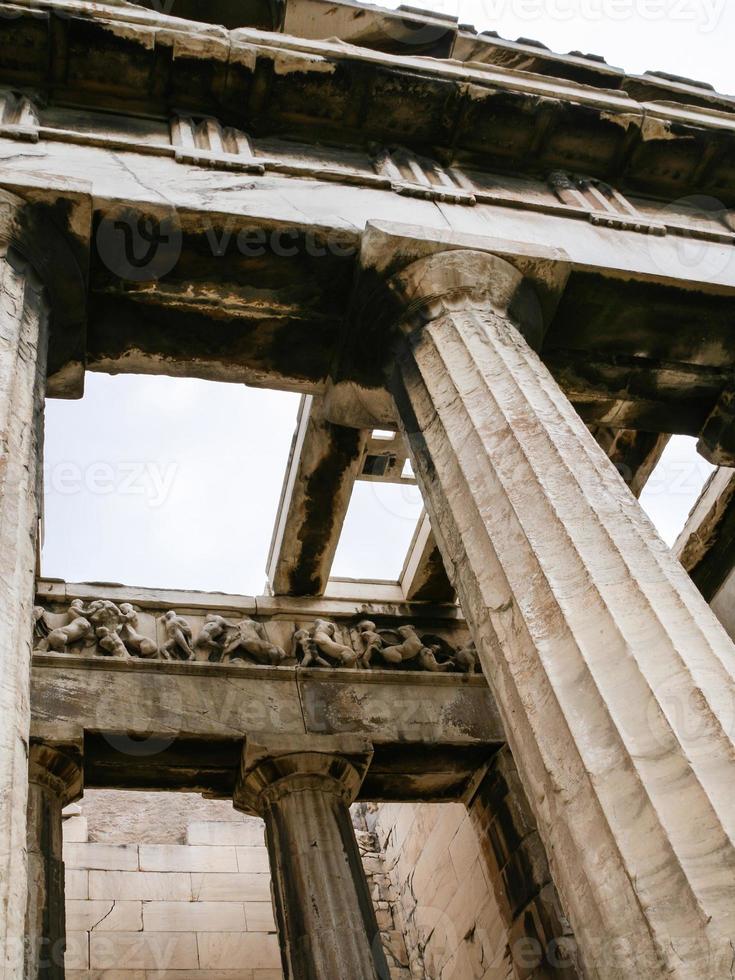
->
139, 845, 237, 874
142, 902, 246, 934
0, 208, 50, 979
267, 396, 369, 597
64, 845, 139, 872
25, 743, 83, 980
190, 874, 270, 904
196, 934, 281, 971
235, 736, 389, 980
66, 900, 143, 934
187, 822, 264, 848
89, 872, 192, 903
387, 246, 735, 978
89, 932, 199, 970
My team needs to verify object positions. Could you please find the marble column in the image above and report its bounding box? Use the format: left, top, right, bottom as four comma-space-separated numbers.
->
387, 248, 735, 980
25, 743, 82, 980
235, 736, 388, 980
0, 200, 50, 978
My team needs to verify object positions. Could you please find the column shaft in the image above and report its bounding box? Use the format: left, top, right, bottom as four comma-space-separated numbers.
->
390, 251, 735, 979
24, 744, 80, 980
264, 775, 385, 980
0, 246, 49, 978
236, 739, 387, 980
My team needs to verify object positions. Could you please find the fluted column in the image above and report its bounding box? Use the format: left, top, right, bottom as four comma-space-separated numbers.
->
0, 197, 50, 978
25, 743, 82, 980
235, 736, 388, 980
388, 249, 735, 980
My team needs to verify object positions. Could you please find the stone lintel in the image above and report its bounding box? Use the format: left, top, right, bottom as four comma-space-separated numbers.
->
266, 396, 368, 597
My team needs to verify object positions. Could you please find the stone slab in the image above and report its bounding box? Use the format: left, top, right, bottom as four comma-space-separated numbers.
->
190, 873, 271, 903
67, 900, 143, 933
244, 903, 277, 933
64, 844, 139, 872
89, 872, 193, 902
139, 845, 238, 874
67, 869, 90, 900
197, 934, 282, 971
235, 848, 270, 873
64, 815, 89, 843
89, 933, 199, 970
186, 821, 265, 847
65, 933, 90, 971
143, 902, 247, 933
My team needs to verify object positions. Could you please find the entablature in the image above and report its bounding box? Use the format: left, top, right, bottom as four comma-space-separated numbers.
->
31, 579, 499, 800
4, 0, 735, 206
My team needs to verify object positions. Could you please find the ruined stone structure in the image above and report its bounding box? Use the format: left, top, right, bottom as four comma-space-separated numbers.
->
2, 0, 735, 977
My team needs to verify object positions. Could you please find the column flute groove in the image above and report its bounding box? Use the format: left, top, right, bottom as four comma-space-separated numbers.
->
383, 247, 735, 979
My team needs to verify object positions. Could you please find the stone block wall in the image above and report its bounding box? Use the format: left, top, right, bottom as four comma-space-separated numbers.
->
369, 801, 514, 979
62, 791, 412, 980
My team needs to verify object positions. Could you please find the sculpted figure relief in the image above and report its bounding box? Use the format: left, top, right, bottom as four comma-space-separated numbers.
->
160, 611, 195, 661
35, 599, 94, 653
220, 617, 288, 666
33, 599, 478, 673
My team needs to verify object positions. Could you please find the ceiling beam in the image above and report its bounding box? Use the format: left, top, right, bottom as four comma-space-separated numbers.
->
266, 396, 368, 597
674, 466, 735, 602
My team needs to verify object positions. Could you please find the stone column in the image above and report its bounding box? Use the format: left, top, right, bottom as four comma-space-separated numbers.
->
0, 197, 51, 979
235, 736, 389, 980
387, 248, 735, 980
25, 743, 82, 980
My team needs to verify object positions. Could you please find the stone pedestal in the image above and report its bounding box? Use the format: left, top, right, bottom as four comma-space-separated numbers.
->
0, 202, 50, 978
235, 736, 388, 980
25, 743, 82, 980
388, 249, 735, 979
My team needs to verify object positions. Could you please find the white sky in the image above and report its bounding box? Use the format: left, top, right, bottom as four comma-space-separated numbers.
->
42, 0, 728, 594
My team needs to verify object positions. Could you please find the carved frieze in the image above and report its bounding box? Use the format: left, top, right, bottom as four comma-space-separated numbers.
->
33, 599, 478, 674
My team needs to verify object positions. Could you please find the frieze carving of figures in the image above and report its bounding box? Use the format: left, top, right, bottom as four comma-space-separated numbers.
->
33, 599, 479, 673
34, 599, 157, 659
197, 615, 289, 667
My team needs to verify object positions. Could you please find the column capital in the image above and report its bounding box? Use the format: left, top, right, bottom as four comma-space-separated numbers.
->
387, 248, 544, 342
325, 223, 571, 429
28, 741, 83, 808
234, 735, 373, 815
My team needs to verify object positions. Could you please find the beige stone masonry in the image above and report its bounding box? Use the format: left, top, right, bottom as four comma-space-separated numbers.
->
139, 845, 238, 874
90, 872, 193, 903
187, 823, 265, 847
67, 901, 143, 933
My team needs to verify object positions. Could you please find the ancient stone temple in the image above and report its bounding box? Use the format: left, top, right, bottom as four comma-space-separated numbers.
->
2, 0, 735, 977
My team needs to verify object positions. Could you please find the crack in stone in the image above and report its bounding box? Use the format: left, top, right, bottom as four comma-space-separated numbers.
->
90, 900, 115, 931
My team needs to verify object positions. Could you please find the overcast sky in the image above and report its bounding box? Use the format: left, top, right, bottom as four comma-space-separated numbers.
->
42, 0, 726, 595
